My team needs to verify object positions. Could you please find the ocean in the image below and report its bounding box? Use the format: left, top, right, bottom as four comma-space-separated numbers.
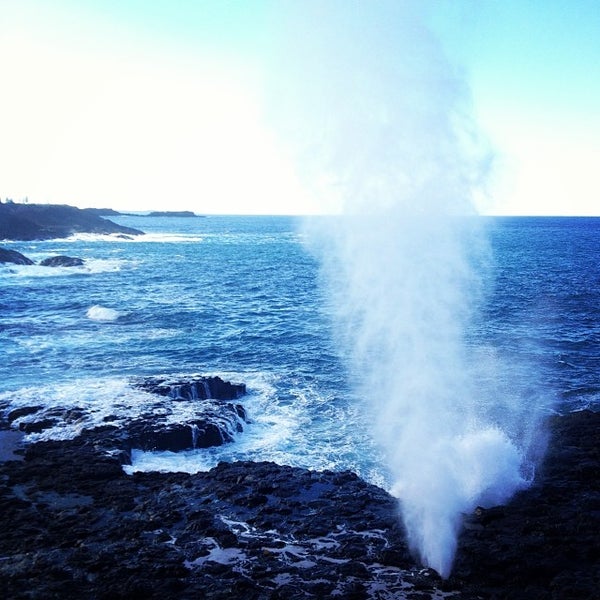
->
1, 215, 599, 490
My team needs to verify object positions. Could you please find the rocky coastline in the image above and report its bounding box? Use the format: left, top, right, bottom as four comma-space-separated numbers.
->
0, 376, 598, 599
0, 202, 143, 241
0, 247, 87, 268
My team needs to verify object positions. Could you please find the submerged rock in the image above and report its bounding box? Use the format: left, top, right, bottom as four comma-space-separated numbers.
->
39, 255, 85, 267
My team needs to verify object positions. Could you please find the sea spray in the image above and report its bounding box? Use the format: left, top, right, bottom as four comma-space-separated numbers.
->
269, 1, 545, 577
311, 211, 528, 578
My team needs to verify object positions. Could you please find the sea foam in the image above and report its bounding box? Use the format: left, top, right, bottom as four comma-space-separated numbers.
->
0, 257, 130, 277
86, 305, 121, 322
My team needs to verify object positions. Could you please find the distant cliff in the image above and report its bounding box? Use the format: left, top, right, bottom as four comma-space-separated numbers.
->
145, 210, 200, 217
0, 203, 144, 241
82, 208, 123, 217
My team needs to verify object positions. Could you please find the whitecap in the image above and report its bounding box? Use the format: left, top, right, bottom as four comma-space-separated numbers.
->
129, 232, 204, 243
69, 232, 204, 243
55, 233, 143, 243
86, 305, 121, 321
0, 258, 133, 278
81, 258, 136, 273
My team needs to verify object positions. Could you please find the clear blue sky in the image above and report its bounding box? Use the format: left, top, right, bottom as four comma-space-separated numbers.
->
1, 0, 598, 215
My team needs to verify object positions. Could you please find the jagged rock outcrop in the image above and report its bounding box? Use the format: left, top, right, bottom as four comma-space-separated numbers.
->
125, 405, 247, 452
132, 375, 247, 402
4, 376, 248, 454
124, 376, 248, 451
0, 202, 143, 240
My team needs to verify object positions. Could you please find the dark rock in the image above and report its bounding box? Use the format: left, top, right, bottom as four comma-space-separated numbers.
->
126, 414, 242, 452
0, 247, 34, 265
19, 418, 58, 433
9, 375, 248, 455
124, 376, 248, 452
0, 203, 143, 241
450, 410, 600, 599
83, 208, 122, 217
133, 375, 246, 401
6, 406, 43, 422
39, 255, 85, 267
0, 429, 25, 461
0, 407, 597, 599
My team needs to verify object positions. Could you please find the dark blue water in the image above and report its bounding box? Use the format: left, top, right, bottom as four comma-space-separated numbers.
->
482, 217, 600, 412
0, 215, 598, 481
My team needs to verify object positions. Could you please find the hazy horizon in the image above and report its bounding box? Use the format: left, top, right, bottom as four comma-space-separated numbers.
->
1, 1, 598, 217
3, 198, 600, 219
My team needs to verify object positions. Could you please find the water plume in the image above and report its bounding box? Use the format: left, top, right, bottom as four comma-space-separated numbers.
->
270, 1, 546, 577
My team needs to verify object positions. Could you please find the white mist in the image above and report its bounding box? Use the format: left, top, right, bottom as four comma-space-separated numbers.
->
316, 211, 535, 578
268, 1, 544, 577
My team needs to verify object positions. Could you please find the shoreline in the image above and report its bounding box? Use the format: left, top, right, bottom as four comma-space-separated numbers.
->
1, 407, 598, 598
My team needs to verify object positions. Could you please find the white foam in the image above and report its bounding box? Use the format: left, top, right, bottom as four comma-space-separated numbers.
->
55, 233, 142, 243
86, 305, 121, 321
0, 370, 386, 488
65, 232, 204, 243
0, 376, 209, 444
123, 371, 379, 477
79, 258, 135, 273
0, 373, 280, 449
123, 373, 298, 474
131, 232, 205, 243
184, 538, 248, 568
0, 258, 132, 278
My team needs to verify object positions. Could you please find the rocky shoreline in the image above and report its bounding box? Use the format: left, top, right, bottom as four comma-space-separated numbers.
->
0, 377, 598, 599
0, 247, 87, 268
0, 202, 143, 241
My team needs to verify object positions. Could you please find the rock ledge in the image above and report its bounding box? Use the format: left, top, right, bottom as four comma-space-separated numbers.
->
0, 402, 598, 599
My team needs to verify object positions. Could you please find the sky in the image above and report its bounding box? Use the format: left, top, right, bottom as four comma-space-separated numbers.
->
0, 0, 598, 215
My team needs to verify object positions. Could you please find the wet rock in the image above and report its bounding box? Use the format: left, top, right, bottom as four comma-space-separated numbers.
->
133, 375, 246, 401
6, 406, 43, 422
0, 407, 597, 599
39, 255, 85, 267
0, 247, 34, 265
19, 418, 58, 433
126, 413, 242, 452
7, 375, 248, 454
451, 410, 600, 599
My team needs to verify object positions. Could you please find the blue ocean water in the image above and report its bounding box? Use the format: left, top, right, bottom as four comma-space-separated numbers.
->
0, 215, 598, 485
